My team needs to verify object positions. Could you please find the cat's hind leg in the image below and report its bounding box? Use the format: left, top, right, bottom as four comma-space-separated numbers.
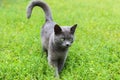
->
42, 47, 48, 56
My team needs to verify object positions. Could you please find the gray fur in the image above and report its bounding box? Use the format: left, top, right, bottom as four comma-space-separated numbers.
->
27, 0, 52, 21
26, 0, 77, 78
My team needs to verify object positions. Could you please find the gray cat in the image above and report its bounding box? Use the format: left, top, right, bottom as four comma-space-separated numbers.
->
26, 0, 77, 78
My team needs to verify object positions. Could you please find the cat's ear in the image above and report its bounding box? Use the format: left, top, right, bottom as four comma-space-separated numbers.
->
71, 24, 77, 34
54, 24, 62, 35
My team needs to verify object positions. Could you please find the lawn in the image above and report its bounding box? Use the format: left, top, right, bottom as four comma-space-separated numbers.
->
0, 0, 120, 80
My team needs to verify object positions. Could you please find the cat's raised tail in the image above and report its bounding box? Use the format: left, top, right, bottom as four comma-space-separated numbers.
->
26, 0, 53, 21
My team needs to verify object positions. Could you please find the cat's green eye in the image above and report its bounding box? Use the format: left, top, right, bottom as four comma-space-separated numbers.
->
70, 38, 73, 41
70, 38, 73, 43
60, 38, 65, 42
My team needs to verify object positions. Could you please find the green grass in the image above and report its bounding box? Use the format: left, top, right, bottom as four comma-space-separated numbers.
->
0, 0, 120, 80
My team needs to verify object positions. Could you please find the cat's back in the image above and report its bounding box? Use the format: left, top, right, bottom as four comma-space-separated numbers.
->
41, 21, 56, 37
41, 21, 56, 50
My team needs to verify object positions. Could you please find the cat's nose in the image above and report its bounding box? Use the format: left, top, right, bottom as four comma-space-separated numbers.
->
66, 44, 69, 46
66, 43, 70, 47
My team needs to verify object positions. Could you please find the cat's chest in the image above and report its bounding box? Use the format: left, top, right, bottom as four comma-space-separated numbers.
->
54, 50, 68, 58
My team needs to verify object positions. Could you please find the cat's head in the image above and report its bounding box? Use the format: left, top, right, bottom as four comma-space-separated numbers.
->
54, 24, 77, 48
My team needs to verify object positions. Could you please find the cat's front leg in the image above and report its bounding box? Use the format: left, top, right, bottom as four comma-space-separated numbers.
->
52, 60, 59, 78
58, 58, 66, 73
48, 57, 59, 78
54, 63, 59, 78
